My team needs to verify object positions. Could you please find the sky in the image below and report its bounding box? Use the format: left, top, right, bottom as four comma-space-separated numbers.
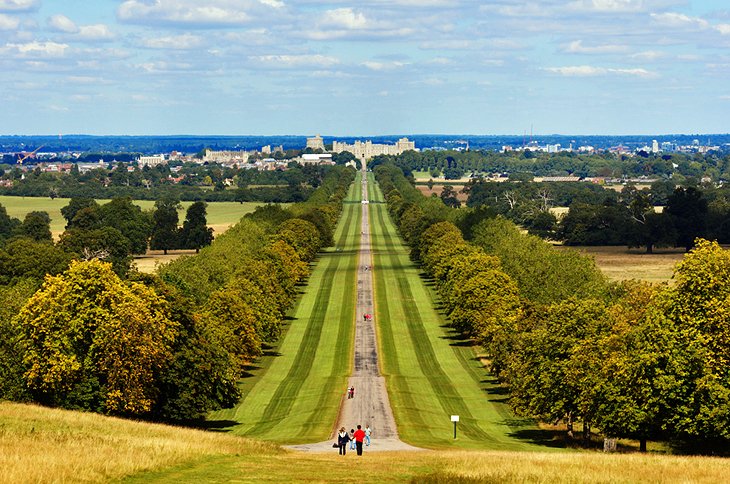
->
0, 0, 728, 136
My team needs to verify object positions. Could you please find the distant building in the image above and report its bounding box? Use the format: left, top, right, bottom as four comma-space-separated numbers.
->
331, 137, 416, 161
299, 153, 334, 165
306, 135, 325, 151
138, 154, 166, 167
203, 149, 249, 165
652, 140, 659, 153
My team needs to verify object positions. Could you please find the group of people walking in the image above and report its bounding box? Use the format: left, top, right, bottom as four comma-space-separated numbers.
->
337, 425, 371, 455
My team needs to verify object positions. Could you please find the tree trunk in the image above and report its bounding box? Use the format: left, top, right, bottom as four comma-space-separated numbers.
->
603, 438, 617, 453
640, 438, 647, 452
163, 248, 168, 255
566, 413, 574, 439
582, 422, 591, 446
646, 243, 653, 254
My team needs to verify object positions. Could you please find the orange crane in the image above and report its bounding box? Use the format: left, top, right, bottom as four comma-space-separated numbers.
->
17, 145, 44, 164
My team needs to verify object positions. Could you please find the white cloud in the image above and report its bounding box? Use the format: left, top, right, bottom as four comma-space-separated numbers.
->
361, 60, 406, 71
322, 8, 368, 29
650, 12, 709, 30
78, 24, 115, 41
563, 39, 627, 54
544, 65, 657, 78
117, 0, 282, 27
0, 12, 18, 29
48, 14, 78, 33
2, 41, 68, 58
630, 50, 664, 61
716, 24, 730, 35
250, 54, 340, 68
0, 0, 38, 12
567, 0, 648, 13
143, 33, 203, 50
48, 15, 114, 41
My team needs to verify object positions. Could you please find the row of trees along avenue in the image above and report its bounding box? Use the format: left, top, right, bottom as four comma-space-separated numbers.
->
0, 165, 355, 422
374, 160, 730, 452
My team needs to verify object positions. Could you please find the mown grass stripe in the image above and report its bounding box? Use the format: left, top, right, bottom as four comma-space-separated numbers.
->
245, 183, 360, 437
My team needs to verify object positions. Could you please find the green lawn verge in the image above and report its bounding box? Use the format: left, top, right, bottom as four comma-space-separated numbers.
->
368, 172, 550, 451
207, 175, 361, 444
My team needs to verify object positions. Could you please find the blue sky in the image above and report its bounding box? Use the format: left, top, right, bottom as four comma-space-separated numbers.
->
0, 0, 728, 136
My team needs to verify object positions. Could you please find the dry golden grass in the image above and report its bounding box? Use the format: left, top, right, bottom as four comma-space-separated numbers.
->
4, 402, 730, 483
418, 450, 730, 484
561, 246, 684, 283
415, 185, 468, 202
0, 402, 280, 484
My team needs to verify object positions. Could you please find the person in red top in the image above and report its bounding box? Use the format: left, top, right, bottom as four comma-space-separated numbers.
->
353, 424, 366, 455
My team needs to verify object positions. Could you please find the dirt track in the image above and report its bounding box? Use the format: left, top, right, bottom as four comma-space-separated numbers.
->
287, 168, 421, 453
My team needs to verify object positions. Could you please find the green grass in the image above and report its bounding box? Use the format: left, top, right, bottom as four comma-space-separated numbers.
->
208, 175, 362, 444
368, 173, 547, 451
0, 195, 262, 237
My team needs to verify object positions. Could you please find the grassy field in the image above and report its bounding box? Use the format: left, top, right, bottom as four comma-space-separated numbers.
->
0, 195, 261, 238
561, 245, 685, 283
368, 173, 545, 451
4, 401, 730, 483
207, 175, 362, 444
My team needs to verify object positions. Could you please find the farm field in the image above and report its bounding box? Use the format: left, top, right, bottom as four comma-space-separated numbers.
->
415, 184, 468, 203
0, 195, 261, 238
206, 175, 362, 444
562, 245, 686, 283
368, 173, 545, 451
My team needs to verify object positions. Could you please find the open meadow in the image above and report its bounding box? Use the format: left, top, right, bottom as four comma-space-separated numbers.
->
0, 195, 261, 239
3, 401, 730, 484
561, 245, 686, 283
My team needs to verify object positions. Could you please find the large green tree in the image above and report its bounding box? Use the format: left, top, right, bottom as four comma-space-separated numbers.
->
15, 260, 177, 415
180, 201, 213, 253
150, 197, 181, 255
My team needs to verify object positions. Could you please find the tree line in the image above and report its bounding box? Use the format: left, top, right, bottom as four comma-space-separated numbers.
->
375, 162, 730, 452
372, 149, 730, 182
0, 165, 356, 422
0, 161, 346, 203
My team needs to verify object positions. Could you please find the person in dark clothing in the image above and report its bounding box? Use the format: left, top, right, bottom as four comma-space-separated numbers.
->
337, 426, 350, 455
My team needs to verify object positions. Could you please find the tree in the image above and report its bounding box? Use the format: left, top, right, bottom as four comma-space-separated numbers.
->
0, 238, 73, 284
666, 186, 708, 251
98, 198, 151, 254
0, 203, 21, 242
440, 185, 461, 208
180, 201, 213, 253
61, 198, 100, 230
274, 218, 321, 262
17, 211, 52, 242
0, 279, 37, 402
15, 260, 177, 415
59, 227, 132, 276
150, 197, 181, 255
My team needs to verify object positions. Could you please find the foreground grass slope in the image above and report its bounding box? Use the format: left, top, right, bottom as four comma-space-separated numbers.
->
369, 173, 544, 451
0, 401, 280, 484
208, 176, 361, 443
4, 400, 730, 483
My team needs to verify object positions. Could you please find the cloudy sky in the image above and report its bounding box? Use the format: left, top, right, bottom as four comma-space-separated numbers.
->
0, 0, 728, 135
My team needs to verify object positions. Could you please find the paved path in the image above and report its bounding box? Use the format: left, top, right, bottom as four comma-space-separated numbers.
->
287, 168, 421, 453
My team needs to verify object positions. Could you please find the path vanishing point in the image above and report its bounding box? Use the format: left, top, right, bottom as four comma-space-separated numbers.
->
288, 164, 421, 452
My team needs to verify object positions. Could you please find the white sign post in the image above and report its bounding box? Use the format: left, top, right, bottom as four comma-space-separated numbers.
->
451, 415, 459, 439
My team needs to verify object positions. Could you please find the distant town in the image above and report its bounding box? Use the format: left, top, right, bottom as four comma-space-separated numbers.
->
1, 134, 728, 177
